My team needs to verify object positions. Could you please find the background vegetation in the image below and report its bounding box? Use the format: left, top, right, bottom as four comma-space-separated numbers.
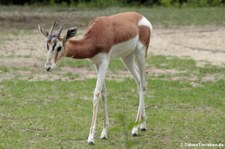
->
1, 0, 225, 7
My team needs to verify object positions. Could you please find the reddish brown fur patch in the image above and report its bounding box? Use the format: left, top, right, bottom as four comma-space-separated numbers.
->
65, 38, 97, 59
64, 12, 146, 59
86, 12, 142, 50
139, 26, 151, 56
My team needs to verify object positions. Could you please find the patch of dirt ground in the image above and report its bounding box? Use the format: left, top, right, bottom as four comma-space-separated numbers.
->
0, 26, 225, 81
151, 26, 225, 66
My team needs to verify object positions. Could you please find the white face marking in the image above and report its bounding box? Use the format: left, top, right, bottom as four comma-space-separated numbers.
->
45, 38, 63, 72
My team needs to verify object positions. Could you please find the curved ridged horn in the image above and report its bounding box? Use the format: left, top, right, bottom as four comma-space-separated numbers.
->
49, 21, 56, 36
57, 20, 63, 36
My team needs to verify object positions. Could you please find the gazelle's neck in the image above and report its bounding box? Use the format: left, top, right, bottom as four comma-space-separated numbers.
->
64, 37, 96, 59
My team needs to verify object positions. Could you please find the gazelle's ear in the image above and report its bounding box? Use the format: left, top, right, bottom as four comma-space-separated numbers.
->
38, 25, 49, 37
64, 27, 78, 41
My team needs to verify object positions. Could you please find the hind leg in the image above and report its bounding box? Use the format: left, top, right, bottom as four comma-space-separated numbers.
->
133, 44, 148, 133
121, 51, 145, 136
121, 52, 141, 90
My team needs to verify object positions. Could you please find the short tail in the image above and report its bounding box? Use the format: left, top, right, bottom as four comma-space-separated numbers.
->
146, 21, 153, 58
138, 16, 153, 58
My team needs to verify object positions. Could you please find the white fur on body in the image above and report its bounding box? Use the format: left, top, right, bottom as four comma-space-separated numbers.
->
87, 16, 152, 144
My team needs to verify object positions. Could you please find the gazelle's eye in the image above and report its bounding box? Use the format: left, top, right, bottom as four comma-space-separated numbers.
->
57, 46, 62, 52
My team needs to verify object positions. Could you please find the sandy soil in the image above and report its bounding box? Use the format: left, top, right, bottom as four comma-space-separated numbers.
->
151, 26, 225, 66
0, 26, 224, 81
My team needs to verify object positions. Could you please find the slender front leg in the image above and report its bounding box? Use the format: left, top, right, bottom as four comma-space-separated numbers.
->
94, 64, 109, 140
88, 58, 109, 145
100, 83, 109, 139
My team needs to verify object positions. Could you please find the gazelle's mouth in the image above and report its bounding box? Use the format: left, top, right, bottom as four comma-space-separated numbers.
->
45, 62, 56, 72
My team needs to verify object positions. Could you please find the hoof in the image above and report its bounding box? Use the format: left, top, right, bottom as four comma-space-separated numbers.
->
88, 141, 95, 145
101, 136, 107, 140
132, 133, 138, 137
131, 127, 138, 137
140, 121, 146, 131
101, 129, 108, 140
88, 136, 95, 145
140, 128, 147, 131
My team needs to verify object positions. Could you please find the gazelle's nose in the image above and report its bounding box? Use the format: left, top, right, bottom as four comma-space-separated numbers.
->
45, 60, 56, 72
46, 67, 51, 72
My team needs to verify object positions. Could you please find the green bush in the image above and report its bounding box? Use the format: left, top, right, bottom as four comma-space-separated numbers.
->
0, 0, 224, 7
208, 0, 223, 6
160, 0, 172, 6
187, 0, 222, 6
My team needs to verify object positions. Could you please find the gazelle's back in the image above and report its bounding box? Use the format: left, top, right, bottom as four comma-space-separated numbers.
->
84, 12, 152, 55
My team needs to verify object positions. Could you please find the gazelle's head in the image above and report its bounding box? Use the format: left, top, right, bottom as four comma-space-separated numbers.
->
38, 21, 77, 72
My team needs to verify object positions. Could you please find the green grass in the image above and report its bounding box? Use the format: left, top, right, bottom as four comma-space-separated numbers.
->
0, 66, 32, 73
0, 56, 224, 148
60, 58, 90, 68
148, 55, 197, 70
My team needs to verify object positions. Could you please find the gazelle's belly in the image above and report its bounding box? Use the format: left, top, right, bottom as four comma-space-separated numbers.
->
89, 35, 139, 64
110, 35, 139, 58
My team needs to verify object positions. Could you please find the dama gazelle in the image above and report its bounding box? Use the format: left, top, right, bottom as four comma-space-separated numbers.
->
38, 12, 152, 144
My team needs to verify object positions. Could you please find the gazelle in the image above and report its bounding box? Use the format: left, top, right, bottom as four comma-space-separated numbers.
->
38, 12, 152, 144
